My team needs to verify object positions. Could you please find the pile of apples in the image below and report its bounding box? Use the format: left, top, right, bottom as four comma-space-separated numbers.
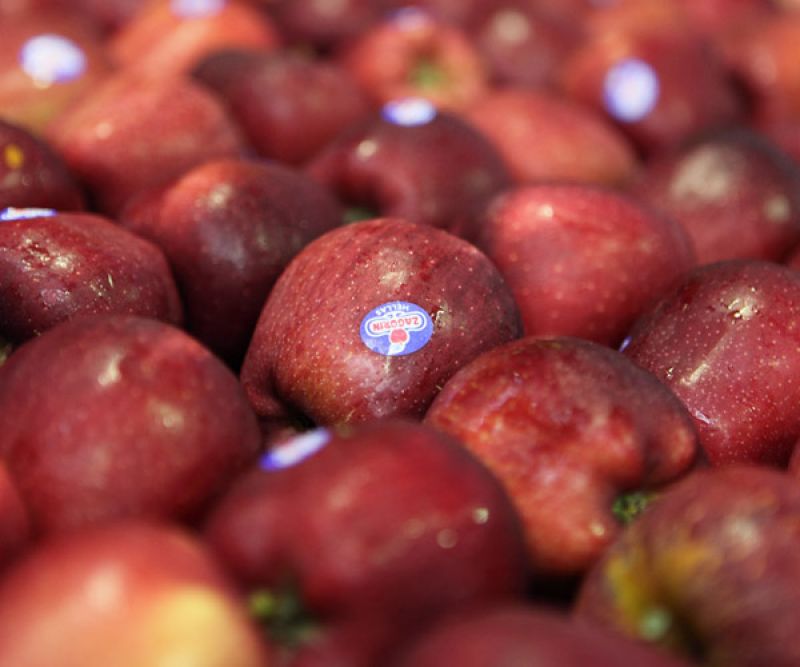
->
5, 0, 800, 664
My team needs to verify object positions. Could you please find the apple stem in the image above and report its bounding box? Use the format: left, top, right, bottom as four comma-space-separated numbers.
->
612, 491, 657, 525
248, 587, 319, 648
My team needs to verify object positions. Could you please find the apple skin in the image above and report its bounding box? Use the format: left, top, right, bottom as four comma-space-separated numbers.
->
0, 520, 272, 667
339, 8, 488, 112
392, 603, 693, 667
0, 462, 30, 571
204, 419, 529, 666
240, 217, 522, 426
45, 71, 246, 216
478, 184, 694, 346
424, 336, 698, 578
306, 104, 511, 244
631, 127, 800, 265
0, 119, 84, 211
192, 49, 371, 166
576, 465, 800, 667
465, 88, 638, 188
119, 157, 343, 367
0, 211, 183, 346
623, 259, 800, 467
0, 314, 262, 536
108, 0, 281, 81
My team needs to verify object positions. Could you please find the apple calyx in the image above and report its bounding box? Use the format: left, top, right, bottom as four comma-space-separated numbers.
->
411, 59, 448, 92
612, 491, 657, 525
248, 585, 319, 648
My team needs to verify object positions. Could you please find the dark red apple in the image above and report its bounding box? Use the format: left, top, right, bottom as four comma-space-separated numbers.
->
339, 8, 488, 112
0, 209, 182, 347
120, 157, 342, 366
0, 520, 272, 666
0, 119, 84, 211
240, 217, 522, 426
108, 0, 280, 81
623, 259, 800, 467
465, 87, 638, 188
45, 70, 246, 215
425, 336, 698, 578
393, 603, 693, 667
478, 184, 694, 346
192, 48, 371, 166
631, 127, 800, 265
576, 465, 800, 667
306, 99, 511, 243
205, 419, 529, 666
0, 314, 262, 535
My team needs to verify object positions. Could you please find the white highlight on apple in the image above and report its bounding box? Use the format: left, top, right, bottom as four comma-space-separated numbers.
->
382, 98, 438, 127
261, 428, 331, 471
171, 0, 225, 18
0, 207, 57, 221
18, 34, 86, 86
603, 58, 660, 123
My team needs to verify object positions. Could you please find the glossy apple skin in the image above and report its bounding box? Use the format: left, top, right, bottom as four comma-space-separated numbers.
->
0, 315, 262, 536
623, 259, 800, 466
46, 71, 246, 216
193, 49, 370, 166
205, 419, 529, 666
632, 128, 800, 265
392, 604, 693, 667
0, 212, 183, 345
425, 336, 698, 577
0, 521, 271, 667
306, 107, 510, 244
465, 88, 638, 188
576, 465, 800, 667
479, 185, 694, 346
108, 0, 280, 81
240, 218, 522, 426
0, 120, 83, 211
120, 157, 343, 367
0, 462, 30, 571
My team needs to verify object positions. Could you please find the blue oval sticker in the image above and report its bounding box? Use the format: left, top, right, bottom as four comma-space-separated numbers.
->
260, 428, 330, 471
360, 301, 433, 356
0, 207, 56, 221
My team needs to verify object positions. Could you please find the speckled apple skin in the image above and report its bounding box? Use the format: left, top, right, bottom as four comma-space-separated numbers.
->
0, 212, 183, 344
240, 218, 523, 425
120, 158, 342, 367
205, 420, 528, 664
576, 465, 800, 667
0, 521, 271, 667
0, 315, 262, 535
306, 110, 511, 244
0, 120, 84, 211
425, 336, 698, 576
623, 259, 800, 466
632, 128, 800, 265
479, 185, 694, 346
393, 604, 693, 667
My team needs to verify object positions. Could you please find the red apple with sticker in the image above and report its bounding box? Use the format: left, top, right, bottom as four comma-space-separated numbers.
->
120, 157, 342, 367
240, 217, 522, 426
204, 419, 529, 666
478, 184, 694, 346
623, 259, 800, 467
0, 209, 182, 351
0, 520, 272, 667
306, 98, 510, 243
0, 314, 262, 536
425, 336, 698, 578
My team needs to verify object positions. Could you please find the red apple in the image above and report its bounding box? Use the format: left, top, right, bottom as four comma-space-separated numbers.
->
0, 210, 182, 347
576, 465, 800, 667
240, 217, 522, 426
425, 336, 698, 577
623, 259, 800, 466
0, 314, 262, 535
205, 419, 529, 665
45, 70, 246, 215
0, 520, 272, 666
478, 184, 694, 346
120, 157, 343, 366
